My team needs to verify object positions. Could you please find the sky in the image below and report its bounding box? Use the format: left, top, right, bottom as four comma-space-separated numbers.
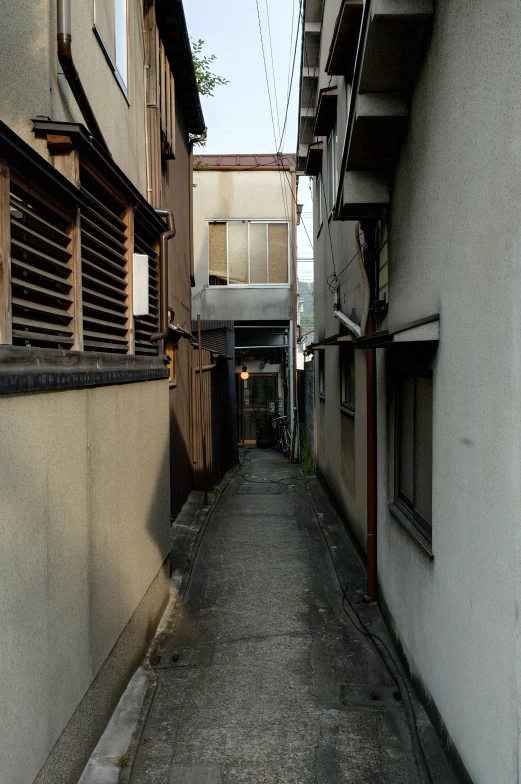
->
184, 0, 314, 272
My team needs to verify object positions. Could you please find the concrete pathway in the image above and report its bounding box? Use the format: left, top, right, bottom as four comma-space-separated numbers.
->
124, 450, 458, 784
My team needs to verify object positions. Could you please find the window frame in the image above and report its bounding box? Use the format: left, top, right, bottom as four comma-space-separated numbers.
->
318, 349, 325, 399
391, 357, 434, 556
339, 344, 355, 416
93, 0, 129, 100
327, 123, 337, 217
207, 220, 291, 288
316, 174, 323, 235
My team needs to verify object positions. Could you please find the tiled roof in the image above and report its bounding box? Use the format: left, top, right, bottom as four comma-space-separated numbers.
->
193, 154, 297, 171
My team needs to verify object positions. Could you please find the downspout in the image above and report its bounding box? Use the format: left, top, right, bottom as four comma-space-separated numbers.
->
57, 0, 109, 153
290, 169, 299, 462
150, 209, 176, 342
360, 219, 378, 603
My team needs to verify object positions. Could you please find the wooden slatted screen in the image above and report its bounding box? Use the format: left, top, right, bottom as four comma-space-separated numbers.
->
134, 218, 159, 355
10, 178, 74, 348
80, 170, 129, 353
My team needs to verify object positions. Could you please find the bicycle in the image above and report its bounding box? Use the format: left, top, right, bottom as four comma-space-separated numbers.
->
272, 416, 291, 455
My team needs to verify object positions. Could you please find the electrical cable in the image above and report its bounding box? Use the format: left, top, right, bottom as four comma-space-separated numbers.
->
264, 0, 281, 140
255, 0, 279, 155
304, 482, 434, 784
277, 0, 303, 152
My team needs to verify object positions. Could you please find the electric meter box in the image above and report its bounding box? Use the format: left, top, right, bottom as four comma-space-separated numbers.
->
133, 253, 150, 316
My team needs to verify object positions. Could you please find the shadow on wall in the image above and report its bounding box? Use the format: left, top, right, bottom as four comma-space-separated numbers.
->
170, 400, 193, 521
0, 381, 172, 784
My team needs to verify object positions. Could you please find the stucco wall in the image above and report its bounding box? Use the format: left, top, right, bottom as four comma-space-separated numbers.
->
375, 3, 521, 783
0, 0, 146, 193
192, 169, 293, 322
0, 379, 170, 784
311, 0, 368, 548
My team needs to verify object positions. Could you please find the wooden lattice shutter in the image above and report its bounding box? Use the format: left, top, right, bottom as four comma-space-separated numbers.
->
80, 170, 130, 353
10, 178, 75, 348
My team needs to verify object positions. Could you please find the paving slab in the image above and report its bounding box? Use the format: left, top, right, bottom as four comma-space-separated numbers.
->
122, 450, 459, 784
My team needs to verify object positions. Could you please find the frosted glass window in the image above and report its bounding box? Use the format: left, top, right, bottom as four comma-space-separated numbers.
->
268, 224, 288, 283
250, 224, 267, 283
207, 221, 289, 285
208, 223, 227, 285
228, 223, 248, 284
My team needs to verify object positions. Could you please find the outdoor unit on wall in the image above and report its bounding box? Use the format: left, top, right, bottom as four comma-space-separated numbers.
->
133, 253, 150, 316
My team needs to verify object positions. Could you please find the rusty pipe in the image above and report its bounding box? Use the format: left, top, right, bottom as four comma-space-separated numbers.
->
365, 344, 377, 602
150, 208, 176, 342
360, 219, 378, 603
57, 0, 109, 152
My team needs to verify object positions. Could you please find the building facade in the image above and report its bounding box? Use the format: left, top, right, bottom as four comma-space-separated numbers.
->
192, 155, 298, 448
298, 1, 521, 783
0, 2, 203, 782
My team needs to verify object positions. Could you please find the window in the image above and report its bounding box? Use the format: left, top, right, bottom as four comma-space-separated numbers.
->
208, 222, 289, 286
94, 0, 128, 94
340, 345, 355, 413
318, 350, 325, 398
393, 353, 434, 549
327, 124, 337, 214
316, 174, 323, 232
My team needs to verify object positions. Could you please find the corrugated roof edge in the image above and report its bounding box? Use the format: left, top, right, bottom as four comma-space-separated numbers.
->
193, 154, 297, 171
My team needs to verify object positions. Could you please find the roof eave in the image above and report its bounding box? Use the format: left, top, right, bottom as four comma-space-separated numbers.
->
155, 0, 205, 136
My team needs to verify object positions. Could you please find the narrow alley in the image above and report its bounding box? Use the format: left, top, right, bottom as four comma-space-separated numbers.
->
123, 450, 457, 784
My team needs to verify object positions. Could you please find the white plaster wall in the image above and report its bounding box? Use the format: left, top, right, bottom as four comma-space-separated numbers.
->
376, 3, 521, 782
0, 0, 147, 193
0, 379, 170, 784
192, 170, 293, 321
310, 0, 368, 548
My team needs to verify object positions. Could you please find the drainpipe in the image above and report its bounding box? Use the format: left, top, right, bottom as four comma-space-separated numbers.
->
57, 0, 109, 153
360, 220, 378, 603
290, 169, 299, 462
150, 209, 176, 342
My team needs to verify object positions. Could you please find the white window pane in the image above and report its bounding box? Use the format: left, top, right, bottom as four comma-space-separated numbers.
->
115, 0, 128, 87
250, 224, 267, 283
228, 223, 248, 284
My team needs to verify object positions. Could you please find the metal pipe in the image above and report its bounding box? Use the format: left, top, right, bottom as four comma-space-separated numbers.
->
365, 344, 377, 601
361, 220, 378, 603
333, 309, 361, 338
57, 0, 109, 152
197, 315, 209, 505
150, 208, 176, 342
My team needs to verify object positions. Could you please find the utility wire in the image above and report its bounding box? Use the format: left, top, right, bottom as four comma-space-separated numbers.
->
255, 0, 279, 155
264, 0, 281, 140
277, 0, 303, 152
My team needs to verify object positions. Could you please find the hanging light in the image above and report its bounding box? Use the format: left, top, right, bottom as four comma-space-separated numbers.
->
240, 364, 249, 380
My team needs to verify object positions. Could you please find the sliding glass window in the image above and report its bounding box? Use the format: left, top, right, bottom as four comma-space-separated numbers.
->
208, 221, 290, 285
